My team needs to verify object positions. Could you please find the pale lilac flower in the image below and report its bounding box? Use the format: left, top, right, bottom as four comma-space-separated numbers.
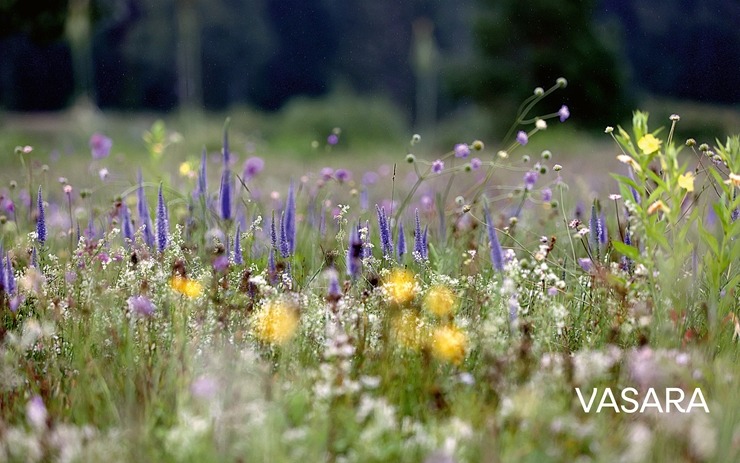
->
516, 130, 528, 146
213, 255, 229, 273
362, 171, 379, 185
327, 134, 339, 145
541, 188, 552, 202
127, 295, 155, 317
431, 159, 444, 174
454, 143, 470, 158
470, 158, 482, 170
89, 133, 112, 159
558, 105, 570, 122
243, 157, 265, 179
191, 376, 219, 399
578, 258, 593, 273
98, 168, 109, 181
320, 167, 334, 180
26, 395, 47, 430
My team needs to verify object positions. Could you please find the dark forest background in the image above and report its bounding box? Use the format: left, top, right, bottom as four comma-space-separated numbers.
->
1, 0, 738, 130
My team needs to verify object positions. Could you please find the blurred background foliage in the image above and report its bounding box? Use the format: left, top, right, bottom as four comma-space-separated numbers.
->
0, 0, 738, 139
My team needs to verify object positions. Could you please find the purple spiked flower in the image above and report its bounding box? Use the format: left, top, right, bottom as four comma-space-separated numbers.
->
233, 223, 243, 265
414, 209, 423, 261
268, 247, 276, 275
516, 131, 529, 146
627, 167, 641, 204
120, 202, 134, 244
328, 271, 342, 298
396, 222, 406, 261
484, 202, 504, 271
4, 257, 15, 295
421, 225, 429, 260
284, 181, 296, 253
589, 203, 600, 255
156, 183, 168, 253
36, 186, 46, 245
558, 105, 570, 122
222, 125, 231, 167
598, 212, 608, 246
362, 220, 372, 259
137, 171, 155, 248
454, 143, 470, 158
219, 168, 232, 220
0, 247, 5, 293
198, 147, 207, 200
376, 205, 393, 257
431, 159, 444, 174
347, 226, 362, 279
279, 212, 289, 258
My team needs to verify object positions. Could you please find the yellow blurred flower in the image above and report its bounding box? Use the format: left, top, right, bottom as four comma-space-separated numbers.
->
252, 300, 299, 345
169, 276, 203, 298
430, 325, 468, 365
179, 162, 192, 177
423, 285, 458, 317
725, 172, 740, 187
382, 268, 417, 305
647, 200, 670, 215
616, 154, 642, 172
678, 172, 695, 192
391, 309, 427, 350
637, 134, 662, 155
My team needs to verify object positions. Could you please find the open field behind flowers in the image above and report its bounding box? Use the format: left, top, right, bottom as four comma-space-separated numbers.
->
0, 85, 739, 463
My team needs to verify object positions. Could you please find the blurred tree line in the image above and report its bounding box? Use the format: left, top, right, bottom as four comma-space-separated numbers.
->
0, 0, 737, 127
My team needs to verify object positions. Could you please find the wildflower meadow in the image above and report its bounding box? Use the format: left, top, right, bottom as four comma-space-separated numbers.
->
0, 80, 739, 462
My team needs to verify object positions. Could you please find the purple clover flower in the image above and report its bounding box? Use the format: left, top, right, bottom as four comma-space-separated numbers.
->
454, 143, 470, 158
578, 258, 593, 273
120, 203, 134, 244
213, 254, 229, 273
243, 157, 265, 179
36, 186, 46, 245
516, 131, 529, 146
127, 295, 155, 317
327, 134, 339, 145
523, 171, 538, 190
541, 188, 552, 202
89, 133, 112, 159
335, 169, 351, 183
470, 158, 482, 171
320, 167, 334, 180
431, 159, 444, 174
483, 202, 504, 272
558, 105, 570, 122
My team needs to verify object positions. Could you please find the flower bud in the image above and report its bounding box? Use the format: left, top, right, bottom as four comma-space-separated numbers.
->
472, 140, 484, 151
405, 154, 416, 163
556, 77, 568, 88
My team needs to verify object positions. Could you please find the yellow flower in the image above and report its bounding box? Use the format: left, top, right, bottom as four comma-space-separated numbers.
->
430, 325, 468, 365
637, 134, 662, 155
391, 309, 427, 350
179, 162, 192, 177
382, 268, 417, 305
423, 285, 458, 317
647, 200, 670, 215
169, 276, 203, 298
725, 173, 740, 187
678, 172, 695, 192
252, 300, 300, 345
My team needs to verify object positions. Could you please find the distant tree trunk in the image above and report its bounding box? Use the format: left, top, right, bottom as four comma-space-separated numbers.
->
412, 18, 439, 133
66, 0, 93, 101
176, 0, 202, 109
